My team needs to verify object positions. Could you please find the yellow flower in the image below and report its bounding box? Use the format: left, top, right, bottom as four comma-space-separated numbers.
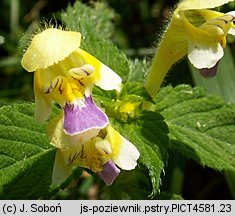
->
145, 0, 235, 97
48, 113, 140, 185
21, 28, 122, 135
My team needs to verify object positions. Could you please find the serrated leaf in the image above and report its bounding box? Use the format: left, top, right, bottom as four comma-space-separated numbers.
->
190, 46, 235, 199
0, 103, 57, 199
110, 111, 169, 196
155, 85, 235, 172
127, 59, 151, 83
61, 1, 115, 40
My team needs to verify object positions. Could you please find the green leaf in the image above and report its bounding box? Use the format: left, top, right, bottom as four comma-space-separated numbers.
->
61, 1, 115, 40
190, 46, 235, 199
93, 87, 117, 108
127, 59, 151, 83
155, 85, 235, 172
110, 111, 169, 196
0, 103, 57, 199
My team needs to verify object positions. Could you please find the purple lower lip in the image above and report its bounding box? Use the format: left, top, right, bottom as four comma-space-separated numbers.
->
97, 160, 120, 186
63, 96, 109, 135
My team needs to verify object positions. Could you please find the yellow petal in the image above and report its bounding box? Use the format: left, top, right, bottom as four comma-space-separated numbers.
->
106, 125, 140, 170
75, 49, 122, 91
34, 70, 52, 122
21, 28, 81, 72
52, 150, 73, 185
199, 9, 224, 21
145, 15, 188, 97
96, 63, 122, 92
184, 17, 216, 44
200, 12, 235, 36
43, 75, 77, 106
177, 0, 234, 12
95, 140, 112, 155
47, 112, 74, 149
71, 138, 111, 172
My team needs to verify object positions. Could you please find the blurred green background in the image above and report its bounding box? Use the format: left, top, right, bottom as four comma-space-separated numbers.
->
0, 0, 234, 199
